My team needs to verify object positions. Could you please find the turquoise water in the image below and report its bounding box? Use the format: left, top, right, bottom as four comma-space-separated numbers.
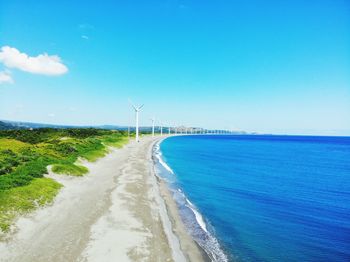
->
156, 135, 350, 262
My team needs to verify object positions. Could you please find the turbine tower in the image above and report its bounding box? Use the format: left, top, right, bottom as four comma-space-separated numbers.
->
129, 100, 144, 142
150, 117, 155, 137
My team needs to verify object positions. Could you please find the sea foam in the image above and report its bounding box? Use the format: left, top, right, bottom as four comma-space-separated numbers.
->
186, 199, 208, 233
154, 145, 174, 174
154, 140, 228, 262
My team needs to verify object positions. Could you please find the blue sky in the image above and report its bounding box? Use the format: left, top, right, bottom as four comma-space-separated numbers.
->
0, 0, 349, 135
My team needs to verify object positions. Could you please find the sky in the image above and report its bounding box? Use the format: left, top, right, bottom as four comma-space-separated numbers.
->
0, 0, 349, 135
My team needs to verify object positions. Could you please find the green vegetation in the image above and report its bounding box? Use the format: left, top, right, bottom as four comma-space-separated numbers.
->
0, 178, 62, 232
51, 164, 88, 176
0, 128, 129, 233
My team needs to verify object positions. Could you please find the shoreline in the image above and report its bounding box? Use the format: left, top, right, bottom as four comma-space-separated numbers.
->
157, 177, 212, 262
150, 136, 211, 261
154, 136, 228, 262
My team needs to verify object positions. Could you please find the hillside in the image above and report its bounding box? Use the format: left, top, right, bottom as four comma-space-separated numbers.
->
0, 121, 18, 130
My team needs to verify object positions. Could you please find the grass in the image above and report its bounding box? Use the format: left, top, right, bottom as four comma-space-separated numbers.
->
80, 149, 107, 162
75, 138, 109, 162
0, 139, 30, 153
102, 135, 129, 148
0, 128, 129, 233
0, 178, 62, 233
51, 163, 88, 176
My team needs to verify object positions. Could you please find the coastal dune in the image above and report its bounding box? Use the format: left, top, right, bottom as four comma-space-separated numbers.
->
0, 136, 205, 262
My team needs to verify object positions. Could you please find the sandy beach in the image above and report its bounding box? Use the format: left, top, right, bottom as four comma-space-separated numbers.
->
0, 136, 206, 262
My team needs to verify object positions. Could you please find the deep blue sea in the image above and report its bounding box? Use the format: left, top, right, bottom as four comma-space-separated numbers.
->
154, 135, 350, 262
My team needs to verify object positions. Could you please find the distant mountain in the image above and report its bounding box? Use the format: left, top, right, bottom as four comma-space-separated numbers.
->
0, 120, 129, 131
0, 121, 14, 130
0, 120, 64, 130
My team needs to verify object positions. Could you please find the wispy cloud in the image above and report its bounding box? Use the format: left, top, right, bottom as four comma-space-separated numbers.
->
78, 23, 94, 30
78, 23, 94, 41
0, 70, 13, 84
0, 46, 68, 76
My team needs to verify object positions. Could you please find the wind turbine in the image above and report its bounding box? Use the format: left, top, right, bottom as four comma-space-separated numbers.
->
129, 100, 144, 142
150, 117, 155, 137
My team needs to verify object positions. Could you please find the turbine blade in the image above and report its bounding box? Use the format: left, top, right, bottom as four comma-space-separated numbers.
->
128, 98, 137, 110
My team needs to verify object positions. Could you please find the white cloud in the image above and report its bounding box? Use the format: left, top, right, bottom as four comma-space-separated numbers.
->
81, 35, 89, 40
0, 46, 68, 76
48, 113, 55, 118
0, 70, 13, 84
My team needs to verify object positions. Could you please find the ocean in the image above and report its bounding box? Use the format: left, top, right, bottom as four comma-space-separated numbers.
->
154, 135, 350, 262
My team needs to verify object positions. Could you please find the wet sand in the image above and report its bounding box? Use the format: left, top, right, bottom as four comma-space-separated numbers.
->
0, 136, 206, 262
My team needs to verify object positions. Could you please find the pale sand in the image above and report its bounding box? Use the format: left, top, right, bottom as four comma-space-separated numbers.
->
0, 136, 207, 262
